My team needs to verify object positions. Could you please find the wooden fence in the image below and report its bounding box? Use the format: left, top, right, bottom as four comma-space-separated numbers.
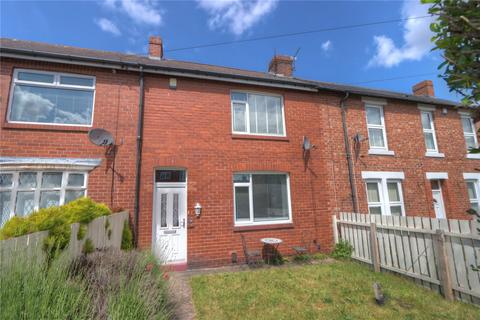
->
0, 211, 129, 263
333, 212, 480, 305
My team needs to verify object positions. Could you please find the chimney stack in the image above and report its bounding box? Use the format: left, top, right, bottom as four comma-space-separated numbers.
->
268, 55, 294, 77
148, 36, 163, 60
412, 80, 435, 97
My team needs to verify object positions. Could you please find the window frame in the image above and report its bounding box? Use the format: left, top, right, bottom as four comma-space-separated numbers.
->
465, 179, 480, 212
365, 103, 389, 152
0, 171, 88, 225
460, 114, 478, 151
7, 68, 96, 127
420, 110, 439, 153
232, 172, 292, 226
230, 90, 287, 137
362, 171, 405, 216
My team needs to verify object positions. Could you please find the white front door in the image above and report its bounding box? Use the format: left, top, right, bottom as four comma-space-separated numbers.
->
431, 180, 446, 219
153, 185, 187, 263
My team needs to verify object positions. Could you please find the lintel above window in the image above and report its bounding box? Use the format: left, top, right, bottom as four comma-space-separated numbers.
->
8, 69, 96, 127
231, 91, 286, 137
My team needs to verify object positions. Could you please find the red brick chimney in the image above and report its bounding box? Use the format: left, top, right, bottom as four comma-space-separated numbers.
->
412, 80, 435, 97
148, 36, 163, 60
268, 55, 294, 77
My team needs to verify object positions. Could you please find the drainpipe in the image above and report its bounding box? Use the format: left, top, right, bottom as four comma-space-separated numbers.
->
340, 92, 359, 212
134, 66, 145, 247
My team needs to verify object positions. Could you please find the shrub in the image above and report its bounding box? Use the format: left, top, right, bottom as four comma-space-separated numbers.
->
331, 240, 353, 259
82, 238, 95, 255
121, 220, 134, 251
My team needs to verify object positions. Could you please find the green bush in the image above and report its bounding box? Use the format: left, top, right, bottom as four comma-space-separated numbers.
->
0, 197, 111, 257
121, 220, 134, 251
82, 238, 95, 255
331, 240, 353, 259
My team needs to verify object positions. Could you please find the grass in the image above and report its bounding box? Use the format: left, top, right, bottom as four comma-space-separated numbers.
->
191, 260, 479, 320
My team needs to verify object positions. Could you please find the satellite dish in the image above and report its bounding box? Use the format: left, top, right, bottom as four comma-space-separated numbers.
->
88, 128, 115, 146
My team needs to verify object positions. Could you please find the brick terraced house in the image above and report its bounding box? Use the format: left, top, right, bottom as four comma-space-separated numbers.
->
0, 36, 478, 268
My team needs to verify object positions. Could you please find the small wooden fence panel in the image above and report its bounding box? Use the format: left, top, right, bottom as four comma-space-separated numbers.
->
334, 212, 480, 306
0, 211, 129, 264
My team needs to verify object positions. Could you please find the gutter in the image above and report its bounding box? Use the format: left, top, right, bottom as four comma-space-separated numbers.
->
134, 67, 145, 247
340, 92, 359, 212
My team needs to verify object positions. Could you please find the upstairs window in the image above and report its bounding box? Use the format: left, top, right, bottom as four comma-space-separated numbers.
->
461, 115, 478, 151
365, 104, 388, 150
231, 92, 285, 136
421, 110, 439, 153
8, 69, 95, 126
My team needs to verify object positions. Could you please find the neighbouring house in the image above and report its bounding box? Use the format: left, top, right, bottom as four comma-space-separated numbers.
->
0, 36, 478, 268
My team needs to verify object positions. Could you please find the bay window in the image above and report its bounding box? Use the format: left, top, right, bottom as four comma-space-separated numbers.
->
8, 69, 95, 126
0, 171, 87, 226
233, 173, 291, 225
231, 92, 285, 136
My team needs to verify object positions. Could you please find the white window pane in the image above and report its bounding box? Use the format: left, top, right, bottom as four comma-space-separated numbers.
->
424, 132, 436, 150
232, 102, 246, 132
277, 99, 284, 135
233, 174, 250, 183
462, 118, 474, 133
60, 76, 94, 87
267, 97, 278, 134
67, 173, 85, 187
369, 206, 382, 215
421, 112, 432, 129
15, 191, 35, 216
231, 92, 247, 102
18, 71, 54, 83
465, 136, 477, 150
387, 182, 400, 202
471, 202, 479, 213
1, 191, 11, 226
0, 173, 13, 187
42, 172, 62, 188
390, 206, 402, 216
252, 175, 289, 221
366, 182, 380, 202
368, 128, 385, 148
19, 172, 37, 188
255, 95, 268, 134
467, 182, 477, 200
39, 191, 60, 209
65, 190, 85, 204
248, 95, 257, 133
10, 85, 93, 125
235, 186, 250, 220
366, 107, 382, 125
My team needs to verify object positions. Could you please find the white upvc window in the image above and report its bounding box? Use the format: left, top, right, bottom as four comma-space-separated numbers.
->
0, 171, 88, 226
364, 101, 393, 155
461, 114, 478, 151
420, 110, 440, 154
233, 172, 292, 225
7, 69, 96, 126
466, 180, 480, 213
362, 171, 405, 216
231, 91, 286, 136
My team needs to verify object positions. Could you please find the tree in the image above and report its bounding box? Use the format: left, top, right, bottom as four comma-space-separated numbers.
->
423, 0, 480, 107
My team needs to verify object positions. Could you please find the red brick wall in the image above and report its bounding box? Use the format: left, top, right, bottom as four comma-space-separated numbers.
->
0, 58, 140, 217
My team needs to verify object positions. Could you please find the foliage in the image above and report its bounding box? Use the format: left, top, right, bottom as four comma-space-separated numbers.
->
82, 238, 95, 255
0, 197, 111, 257
77, 224, 87, 240
293, 254, 311, 263
423, 0, 480, 106
331, 240, 354, 259
191, 260, 478, 320
121, 220, 134, 251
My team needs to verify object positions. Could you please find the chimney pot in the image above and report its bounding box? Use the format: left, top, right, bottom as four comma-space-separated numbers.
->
412, 80, 434, 97
149, 36, 163, 60
268, 55, 294, 77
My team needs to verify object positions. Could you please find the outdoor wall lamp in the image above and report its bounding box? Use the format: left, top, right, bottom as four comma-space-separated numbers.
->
194, 203, 202, 217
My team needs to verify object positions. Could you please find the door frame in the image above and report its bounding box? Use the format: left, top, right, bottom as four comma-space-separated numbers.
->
431, 179, 446, 219
151, 168, 188, 264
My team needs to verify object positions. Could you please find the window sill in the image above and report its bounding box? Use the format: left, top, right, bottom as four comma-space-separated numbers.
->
233, 223, 294, 232
466, 153, 480, 159
2, 122, 91, 132
232, 134, 289, 142
368, 149, 395, 156
425, 152, 445, 158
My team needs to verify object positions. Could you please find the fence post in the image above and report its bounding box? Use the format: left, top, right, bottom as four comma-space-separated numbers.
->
433, 229, 454, 301
370, 223, 381, 273
332, 215, 339, 244
69, 223, 80, 259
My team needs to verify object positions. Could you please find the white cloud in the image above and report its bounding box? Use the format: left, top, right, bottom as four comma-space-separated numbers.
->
368, 1, 434, 68
321, 40, 332, 52
95, 18, 121, 36
103, 0, 162, 26
196, 0, 278, 35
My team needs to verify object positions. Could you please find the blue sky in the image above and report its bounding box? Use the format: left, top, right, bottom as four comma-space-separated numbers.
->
0, 0, 458, 101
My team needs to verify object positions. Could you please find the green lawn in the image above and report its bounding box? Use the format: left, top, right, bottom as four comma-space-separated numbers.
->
191, 260, 479, 320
